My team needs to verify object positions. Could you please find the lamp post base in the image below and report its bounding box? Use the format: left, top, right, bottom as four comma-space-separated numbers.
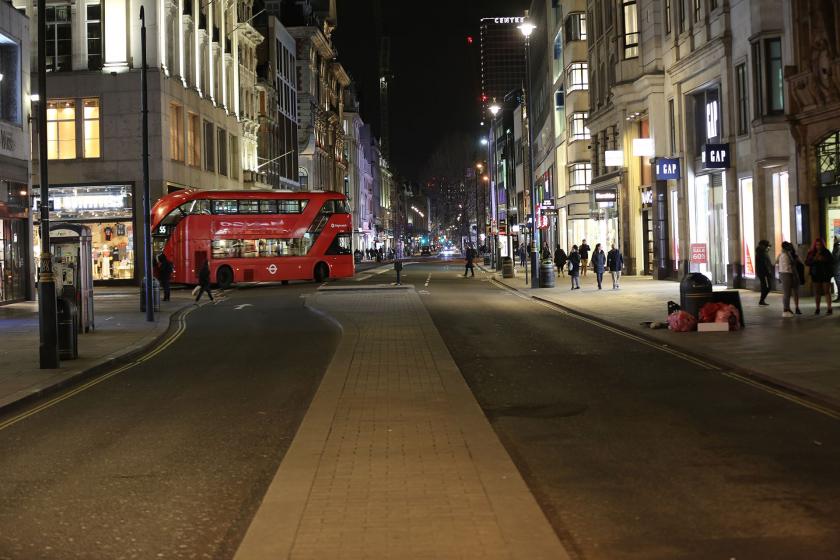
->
530, 250, 539, 289
38, 270, 60, 369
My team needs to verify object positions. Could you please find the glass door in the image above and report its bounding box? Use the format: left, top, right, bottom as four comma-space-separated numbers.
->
708, 173, 728, 284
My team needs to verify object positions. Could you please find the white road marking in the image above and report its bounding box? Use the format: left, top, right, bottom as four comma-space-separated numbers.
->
424, 273, 431, 287
234, 304, 253, 310
418, 290, 430, 295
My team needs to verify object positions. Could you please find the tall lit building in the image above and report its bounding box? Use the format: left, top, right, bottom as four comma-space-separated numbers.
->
480, 16, 527, 112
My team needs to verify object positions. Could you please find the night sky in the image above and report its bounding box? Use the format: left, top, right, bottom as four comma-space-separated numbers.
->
334, 0, 529, 182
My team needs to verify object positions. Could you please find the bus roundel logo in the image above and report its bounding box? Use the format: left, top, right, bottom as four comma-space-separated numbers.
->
267, 264, 278, 274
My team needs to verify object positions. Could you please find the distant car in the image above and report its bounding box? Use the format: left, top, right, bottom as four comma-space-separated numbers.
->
441, 247, 457, 257
420, 246, 431, 256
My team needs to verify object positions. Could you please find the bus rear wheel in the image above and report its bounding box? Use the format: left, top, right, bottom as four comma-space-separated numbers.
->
217, 265, 234, 289
314, 263, 329, 283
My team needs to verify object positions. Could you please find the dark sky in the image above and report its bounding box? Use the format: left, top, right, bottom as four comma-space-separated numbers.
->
334, 0, 529, 182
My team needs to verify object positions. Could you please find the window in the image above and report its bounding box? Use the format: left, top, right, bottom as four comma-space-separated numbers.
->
565, 13, 587, 43
622, 1, 639, 58
187, 113, 200, 167
736, 63, 749, 134
326, 233, 352, 255
739, 177, 756, 278
569, 112, 589, 141
86, 4, 102, 70
668, 99, 676, 154
693, 0, 701, 22
203, 120, 215, 171
679, 0, 686, 33
211, 237, 314, 258
751, 41, 763, 118
765, 38, 784, 114
212, 200, 238, 214
0, 33, 21, 124
170, 103, 184, 161
567, 62, 588, 93
217, 128, 227, 176
664, 0, 672, 34
259, 200, 277, 213
568, 162, 592, 191
230, 134, 239, 179
82, 98, 100, 158
299, 168, 309, 189
278, 199, 307, 213
47, 99, 76, 159
238, 200, 259, 213
46, 5, 72, 71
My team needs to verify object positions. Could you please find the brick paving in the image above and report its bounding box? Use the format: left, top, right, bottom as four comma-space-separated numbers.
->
235, 287, 569, 560
493, 272, 840, 409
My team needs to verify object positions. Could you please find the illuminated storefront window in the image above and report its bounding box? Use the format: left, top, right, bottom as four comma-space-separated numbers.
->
33, 184, 135, 282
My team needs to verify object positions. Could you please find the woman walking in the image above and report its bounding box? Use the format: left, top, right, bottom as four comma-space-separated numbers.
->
195, 260, 214, 303
554, 246, 567, 277
776, 241, 801, 317
756, 240, 773, 306
568, 245, 581, 290
607, 244, 623, 289
805, 238, 834, 315
591, 243, 606, 289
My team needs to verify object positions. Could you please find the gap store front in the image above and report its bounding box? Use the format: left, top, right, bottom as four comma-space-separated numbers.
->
33, 184, 136, 284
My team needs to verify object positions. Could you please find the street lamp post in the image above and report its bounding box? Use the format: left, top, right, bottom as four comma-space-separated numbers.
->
489, 103, 501, 270
474, 162, 483, 249
36, 0, 59, 368
519, 21, 540, 289
140, 7, 154, 321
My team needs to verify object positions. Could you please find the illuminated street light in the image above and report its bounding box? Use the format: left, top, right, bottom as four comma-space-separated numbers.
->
489, 103, 501, 116
518, 21, 536, 38
480, 137, 488, 146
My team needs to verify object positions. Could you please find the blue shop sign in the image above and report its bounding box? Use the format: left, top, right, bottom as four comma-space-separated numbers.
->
655, 158, 681, 180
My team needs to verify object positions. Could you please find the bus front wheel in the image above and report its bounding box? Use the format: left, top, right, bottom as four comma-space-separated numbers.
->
217, 265, 234, 289
314, 263, 329, 283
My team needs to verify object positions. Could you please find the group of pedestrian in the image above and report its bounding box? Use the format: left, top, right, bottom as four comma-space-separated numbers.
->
764, 237, 838, 317
535, 238, 624, 291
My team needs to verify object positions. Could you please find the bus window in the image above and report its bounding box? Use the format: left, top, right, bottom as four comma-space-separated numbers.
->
259, 200, 278, 213
239, 200, 260, 214
278, 199, 306, 214
326, 233, 352, 255
213, 200, 238, 214
212, 239, 241, 258
320, 200, 336, 214
186, 199, 211, 214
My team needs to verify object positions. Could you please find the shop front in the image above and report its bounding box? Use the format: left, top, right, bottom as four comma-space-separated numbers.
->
0, 181, 30, 304
817, 132, 840, 245
34, 184, 136, 284
689, 144, 731, 285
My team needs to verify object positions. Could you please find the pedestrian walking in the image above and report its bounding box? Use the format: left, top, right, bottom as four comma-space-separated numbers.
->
394, 259, 403, 285
756, 239, 773, 306
579, 239, 591, 277
554, 246, 567, 277
591, 243, 606, 289
776, 241, 801, 317
805, 237, 834, 315
518, 243, 527, 267
156, 253, 173, 301
607, 244, 623, 289
833, 236, 840, 303
464, 244, 476, 277
195, 260, 214, 302
568, 245, 581, 290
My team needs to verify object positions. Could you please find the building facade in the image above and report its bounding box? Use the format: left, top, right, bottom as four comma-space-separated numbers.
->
0, 1, 31, 304
342, 94, 374, 253
16, 0, 250, 285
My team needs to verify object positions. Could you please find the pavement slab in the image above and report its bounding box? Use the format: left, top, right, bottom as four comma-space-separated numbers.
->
235, 287, 570, 560
492, 272, 840, 411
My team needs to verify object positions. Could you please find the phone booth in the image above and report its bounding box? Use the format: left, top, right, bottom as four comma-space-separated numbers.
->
50, 222, 95, 333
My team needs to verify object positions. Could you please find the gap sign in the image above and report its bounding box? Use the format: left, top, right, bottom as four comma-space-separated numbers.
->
703, 143, 730, 169
655, 158, 681, 180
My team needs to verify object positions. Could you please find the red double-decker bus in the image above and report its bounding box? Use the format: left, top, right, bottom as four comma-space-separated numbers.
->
151, 190, 353, 287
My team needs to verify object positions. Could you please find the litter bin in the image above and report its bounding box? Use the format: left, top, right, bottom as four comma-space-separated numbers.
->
680, 272, 713, 319
501, 256, 515, 278
57, 297, 79, 360
539, 261, 556, 288
140, 277, 161, 312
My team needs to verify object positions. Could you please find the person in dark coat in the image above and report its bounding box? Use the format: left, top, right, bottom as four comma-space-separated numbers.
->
540, 242, 552, 262
554, 246, 567, 277
195, 261, 214, 302
579, 239, 591, 277
568, 245, 581, 290
156, 253, 174, 301
607, 244, 624, 289
805, 237, 834, 315
464, 245, 476, 277
518, 243, 527, 267
833, 237, 840, 303
756, 239, 774, 306
591, 243, 606, 289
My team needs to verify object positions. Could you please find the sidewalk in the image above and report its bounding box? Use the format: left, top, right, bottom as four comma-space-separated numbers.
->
492, 271, 840, 410
235, 286, 570, 560
0, 287, 193, 413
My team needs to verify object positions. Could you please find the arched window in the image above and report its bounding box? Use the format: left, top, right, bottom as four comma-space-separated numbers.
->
299, 167, 309, 189
817, 131, 840, 187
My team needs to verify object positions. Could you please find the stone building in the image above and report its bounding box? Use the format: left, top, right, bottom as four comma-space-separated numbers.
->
342, 92, 374, 253
15, 0, 249, 285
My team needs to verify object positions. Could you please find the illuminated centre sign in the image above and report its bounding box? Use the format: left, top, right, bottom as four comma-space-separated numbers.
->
483, 16, 526, 24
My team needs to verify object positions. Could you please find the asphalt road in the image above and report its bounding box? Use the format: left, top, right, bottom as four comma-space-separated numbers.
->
346, 258, 840, 560
0, 284, 338, 559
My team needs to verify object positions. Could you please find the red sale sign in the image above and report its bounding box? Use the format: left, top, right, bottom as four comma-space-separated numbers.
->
690, 243, 707, 264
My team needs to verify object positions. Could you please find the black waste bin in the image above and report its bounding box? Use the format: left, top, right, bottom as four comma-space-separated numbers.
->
140, 277, 161, 312
539, 261, 556, 288
501, 256, 515, 278
57, 297, 79, 360
679, 272, 713, 319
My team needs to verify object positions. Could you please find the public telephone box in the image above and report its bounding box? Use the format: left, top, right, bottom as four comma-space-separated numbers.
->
50, 222, 95, 333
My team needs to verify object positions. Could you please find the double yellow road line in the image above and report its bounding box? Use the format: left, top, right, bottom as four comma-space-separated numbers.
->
0, 304, 199, 433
